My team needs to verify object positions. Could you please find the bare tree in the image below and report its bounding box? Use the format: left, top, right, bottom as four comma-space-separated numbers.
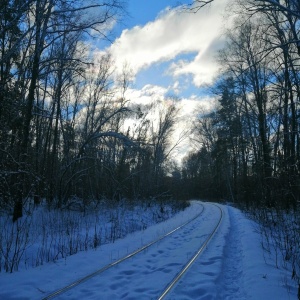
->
0, 0, 127, 220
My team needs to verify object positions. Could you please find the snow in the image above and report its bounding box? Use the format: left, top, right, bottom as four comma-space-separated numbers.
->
0, 201, 297, 299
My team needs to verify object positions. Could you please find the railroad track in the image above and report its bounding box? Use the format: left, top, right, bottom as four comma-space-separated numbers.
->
42, 202, 206, 300
158, 203, 223, 299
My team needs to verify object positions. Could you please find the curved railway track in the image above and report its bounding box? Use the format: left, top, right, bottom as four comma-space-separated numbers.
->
158, 203, 223, 299
43, 202, 206, 300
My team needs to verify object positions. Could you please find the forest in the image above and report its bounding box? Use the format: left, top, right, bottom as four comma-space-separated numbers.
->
0, 0, 299, 289
182, 0, 300, 291
182, 0, 300, 210
0, 0, 186, 221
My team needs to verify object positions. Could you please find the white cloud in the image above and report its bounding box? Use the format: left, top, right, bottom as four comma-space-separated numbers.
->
123, 85, 216, 162
171, 80, 180, 95
125, 84, 168, 105
107, 0, 229, 87
168, 35, 226, 86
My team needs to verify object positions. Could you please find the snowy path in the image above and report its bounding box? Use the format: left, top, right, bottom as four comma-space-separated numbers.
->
216, 206, 247, 299
169, 204, 297, 300
0, 201, 297, 299
52, 203, 221, 299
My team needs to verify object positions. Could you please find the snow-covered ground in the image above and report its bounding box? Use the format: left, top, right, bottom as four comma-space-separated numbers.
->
0, 201, 297, 299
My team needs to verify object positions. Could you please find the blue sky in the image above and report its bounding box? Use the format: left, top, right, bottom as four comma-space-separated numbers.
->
126, 0, 181, 28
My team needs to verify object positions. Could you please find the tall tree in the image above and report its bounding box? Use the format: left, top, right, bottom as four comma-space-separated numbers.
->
0, 0, 127, 220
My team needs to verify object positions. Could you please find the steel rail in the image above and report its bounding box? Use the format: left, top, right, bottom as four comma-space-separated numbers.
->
157, 203, 223, 300
42, 202, 205, 300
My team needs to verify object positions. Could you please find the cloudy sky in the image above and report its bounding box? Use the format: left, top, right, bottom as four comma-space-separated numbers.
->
101, 0, 230, 159
111, 0, 229, 92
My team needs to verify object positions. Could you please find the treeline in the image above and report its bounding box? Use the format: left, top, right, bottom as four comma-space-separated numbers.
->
0, 0, 182, 221
182, 1, 300, 209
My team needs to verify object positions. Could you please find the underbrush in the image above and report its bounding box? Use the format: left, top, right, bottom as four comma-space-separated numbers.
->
248, 206, 300, 298
0, 198, 189, 273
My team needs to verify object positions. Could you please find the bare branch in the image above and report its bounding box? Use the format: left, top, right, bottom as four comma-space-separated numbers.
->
181, 0, 214, 13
